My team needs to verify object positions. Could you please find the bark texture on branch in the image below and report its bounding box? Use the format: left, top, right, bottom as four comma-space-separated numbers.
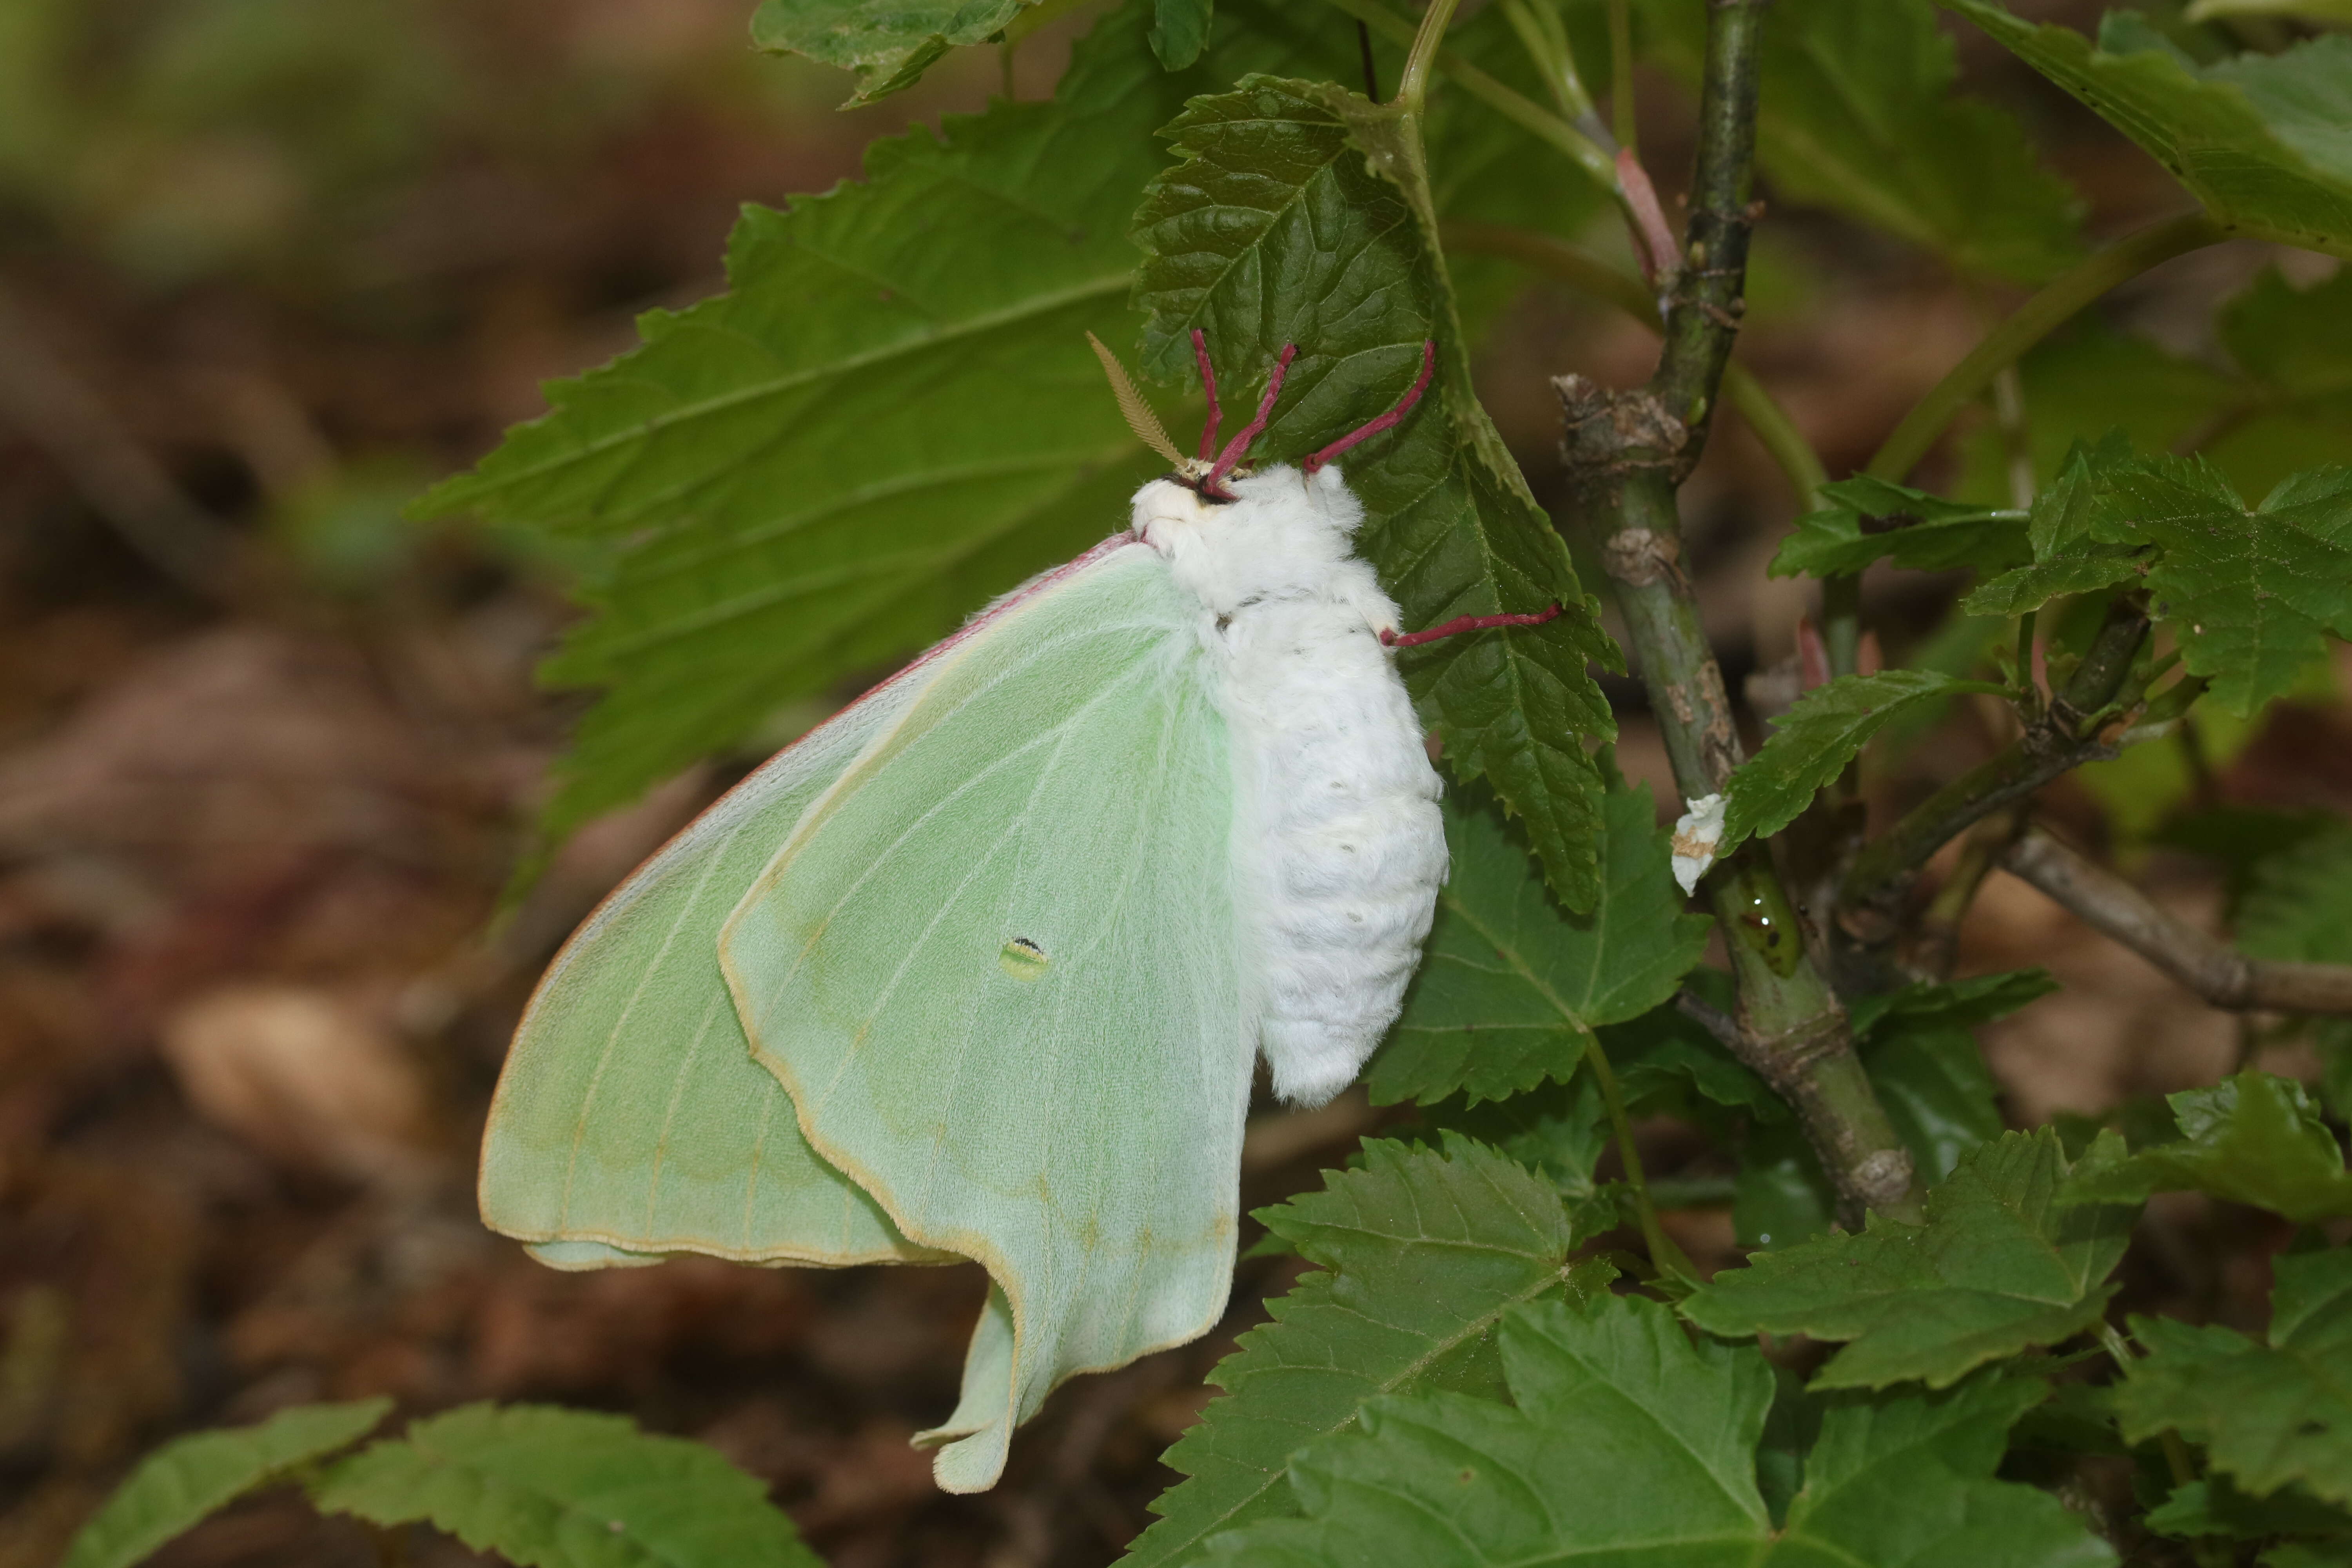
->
2000, 829, 2352, 1016
1559, 0, 1919, 1226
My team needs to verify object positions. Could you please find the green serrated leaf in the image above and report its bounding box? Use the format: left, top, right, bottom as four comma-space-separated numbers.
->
2087, 455, 2352, 715
1147, 0, 1212, 68
2117, 1248, 2352, 1508
1722, 671, 1993, 852
1779, 1376, 2117, 1566
1198, 1292, 1777, 1564
2241, 820, 2352, 1093
2241, 820, 2352, 968
2270, 1545, 2352, 1568
1608, 971, 1782, 1123
415, 7, 1355, 842
310, 1403, 817, 1568
1403, 1075, 1614, 1200
1965, 546, 2144, 616
750, 0, 1035, 104
2147, 1474, 2352, 1542
1122, 1136, 1612, 1567
1129, 73, 1621, 909
1849, 969, 2062, 1036
1688, 1129, 2136, 1388
2070, 1072, 2352, 1223
1770, 474, 2030, 579
1648, 0, 2082, 281
1940, 2, 2352, 258
2224, 265, 2352, 407
1199, 1294, 2112, 1566
62, 1400, 392, 1568
1367, 783, 1710, 1106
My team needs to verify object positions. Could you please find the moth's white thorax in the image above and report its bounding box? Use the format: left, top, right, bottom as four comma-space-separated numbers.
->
1129, 464, 1447, 1107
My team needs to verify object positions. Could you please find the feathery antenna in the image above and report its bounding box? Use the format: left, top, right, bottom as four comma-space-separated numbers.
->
1087, 333, 1184, 467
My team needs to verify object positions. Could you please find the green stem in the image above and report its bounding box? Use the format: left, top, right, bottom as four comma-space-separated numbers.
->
1396, 0, 1462, 113
1840, 593, 2151, 938
1866, 212, 2223, 483
1819, 575, 1861, 677
1439, 221, 1826, 510
1581, 1032, 1695, 1279
1608, 0, 1637, 152
1500, 0, 1597, 126
1724, 367, 1826, 512
1319, 0, 1617, 192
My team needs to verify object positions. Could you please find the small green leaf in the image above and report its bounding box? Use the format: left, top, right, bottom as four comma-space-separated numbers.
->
1648, 0, 2083, 281
1686, 1129, 2136, 1388
2146, 1474, 2352, 1542
1722, 671, 1995, 853
310, 1403, 818, 1568
1778, 1376, 2118, 1566
2116, 1248, 2352, 1507
750, 0, 1036, 103
1147, 0, 1212, 68
62, 1400, 391, 1568
1770, 475, 2031, 579
2087, 456, 2352, 716
2240, 820, 2352, 1091
1122, 1137, 1612, 1566
1608, 974, 1781, 1122
2241, 820, 2352, 969
1404, 1075, 1614, 1201
1965, 546, 2143, 617
1131, 74, 1621, 909
1368, 784, 1710, 1106
1941, 2, 2352, 258
2070, 1072, 2352, 1223
1199, 1294, 2113, 1566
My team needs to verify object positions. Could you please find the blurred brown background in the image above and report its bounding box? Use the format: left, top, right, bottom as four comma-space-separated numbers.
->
0, 2, 2344, 1564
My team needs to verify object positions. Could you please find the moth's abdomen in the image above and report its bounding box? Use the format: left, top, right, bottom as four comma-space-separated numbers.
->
1223, 597, 1445, 1107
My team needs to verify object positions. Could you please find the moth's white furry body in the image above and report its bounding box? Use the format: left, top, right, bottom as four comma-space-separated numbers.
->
1131, 463, 1446, 1107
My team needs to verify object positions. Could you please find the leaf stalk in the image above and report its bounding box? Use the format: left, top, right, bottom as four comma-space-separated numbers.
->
1866, 212, 2223, 484
1580, 1033, 1695, 1280
1839, 594, 2152, 938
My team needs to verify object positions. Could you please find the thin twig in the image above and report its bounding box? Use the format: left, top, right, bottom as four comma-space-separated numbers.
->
1439, 221, 1825, 508
1839, 593, 2151, 940
1907, 808, 2024, 981
2001, 828, 2352, 1016
1675, 988, 1744, 1051
1582, 1033, 1695, 1280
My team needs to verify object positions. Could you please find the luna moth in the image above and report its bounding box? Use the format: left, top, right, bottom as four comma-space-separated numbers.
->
477, 334, 1558, 1491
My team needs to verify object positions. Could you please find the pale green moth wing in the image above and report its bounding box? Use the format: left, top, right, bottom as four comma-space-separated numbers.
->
479, 641, 956, 1271
720, 540, 1246, 1494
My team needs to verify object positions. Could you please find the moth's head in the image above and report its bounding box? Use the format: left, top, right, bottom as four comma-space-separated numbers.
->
1130, 463, 1364, 559
1092, 330, 1435, 530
